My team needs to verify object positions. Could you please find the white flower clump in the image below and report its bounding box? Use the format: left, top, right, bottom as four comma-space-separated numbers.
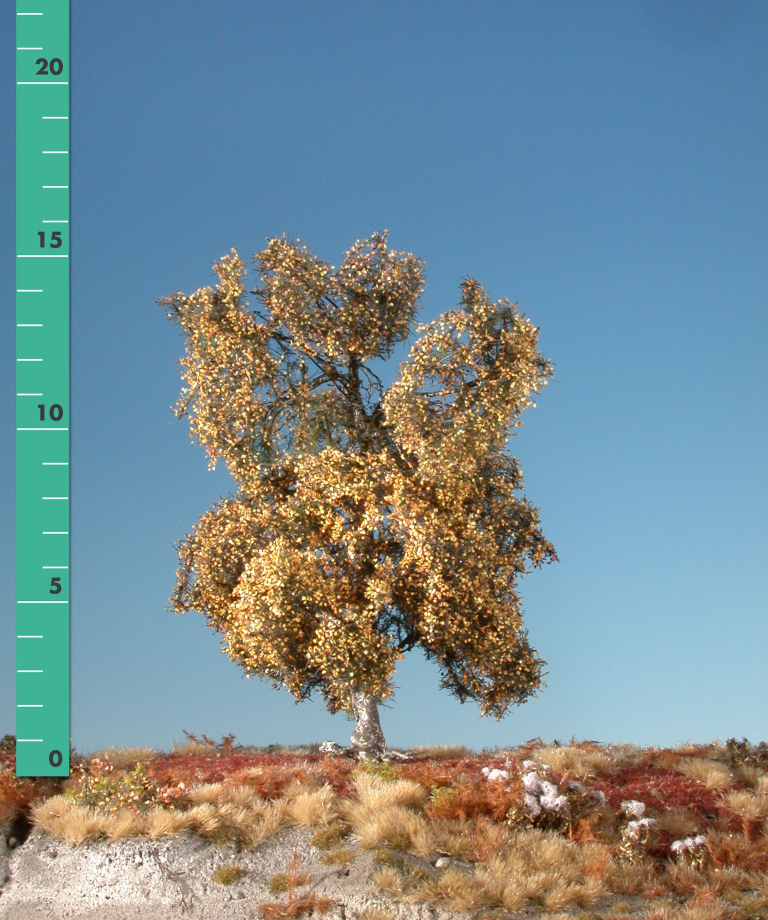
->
620, 800, 647, 818
624, 817, 657, 841
481, 767, 510, 782
523, 771, 543, 794
670, 835, 707, 854
522, 771, 568, 816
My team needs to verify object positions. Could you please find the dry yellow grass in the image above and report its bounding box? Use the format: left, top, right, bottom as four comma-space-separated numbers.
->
648, 903, 738, 920
145, 807, 193, 839
171, 739, 218, 756
221, 784, 262, 808
188, 783, 225, 805
349, 803, 432, 853
216, 802, 255, 834
104, 808, 146, 839
655, 808, 702, 839
722, 789, 768, 820
473, 828, 610, 911
733, 764, 764, 791
403, 815, 477, 861
184, 803, 223, 837
284, 785, 336, 827
409, 745, 474, 759
408, 866, 490, 911
351, 773, 428, 811
85, 747, 158, 768
278, 775, 324, 800
538, 876, 603, 910
371, 866, 408, 898
31, 797, 112, 845
243, 801, 289, 848
676, 757, 733, 790
532, 745, 616, 778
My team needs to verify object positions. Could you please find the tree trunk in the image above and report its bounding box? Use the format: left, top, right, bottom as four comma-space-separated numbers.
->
349, 688, 387, 758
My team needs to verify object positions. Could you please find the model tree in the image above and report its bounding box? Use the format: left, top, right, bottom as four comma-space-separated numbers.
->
159, 231, 557, 759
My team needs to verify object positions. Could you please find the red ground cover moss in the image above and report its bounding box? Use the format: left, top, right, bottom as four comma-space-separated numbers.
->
590, 765, 722, 818
146, 752, 327, 786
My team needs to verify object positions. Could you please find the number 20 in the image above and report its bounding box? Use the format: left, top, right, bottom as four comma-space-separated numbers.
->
36, 58, 64, 76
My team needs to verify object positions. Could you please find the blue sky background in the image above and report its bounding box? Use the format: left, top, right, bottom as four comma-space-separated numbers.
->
2, 0, 766, 756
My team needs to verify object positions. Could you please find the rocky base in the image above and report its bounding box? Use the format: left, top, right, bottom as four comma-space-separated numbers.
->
0, 825, 471, 920
319, 741, 413, 762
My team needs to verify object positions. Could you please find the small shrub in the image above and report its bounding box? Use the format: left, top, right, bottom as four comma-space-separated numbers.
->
180, 730, 241, 755
724, 738, 768, 771
311, 820, 350, 850
260, 853, 334, 919
67, 758, 189, 814
320, 847, 355, 866
213, 865, 244, 885
259, 894, 335, 919
357, 759, 400, 782
268, 869, 313, 894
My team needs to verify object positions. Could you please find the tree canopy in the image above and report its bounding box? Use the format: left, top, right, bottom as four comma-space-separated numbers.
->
159, 230, 557, 737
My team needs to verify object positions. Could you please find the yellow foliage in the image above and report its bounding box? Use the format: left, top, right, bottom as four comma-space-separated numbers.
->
160, 231, 556, 721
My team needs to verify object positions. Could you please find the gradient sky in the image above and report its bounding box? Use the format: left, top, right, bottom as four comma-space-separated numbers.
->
2, 0, 766, 757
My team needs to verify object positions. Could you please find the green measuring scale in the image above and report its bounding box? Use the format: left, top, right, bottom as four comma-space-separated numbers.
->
16, 0, 70, 777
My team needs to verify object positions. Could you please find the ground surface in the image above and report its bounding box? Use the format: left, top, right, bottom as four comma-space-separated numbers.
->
1, 739, 766, 919
0, 825, 653, 920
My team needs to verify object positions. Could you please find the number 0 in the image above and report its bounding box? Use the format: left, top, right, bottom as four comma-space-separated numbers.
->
49, 750, 63, 768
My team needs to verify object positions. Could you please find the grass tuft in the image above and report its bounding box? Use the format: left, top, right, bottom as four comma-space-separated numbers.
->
213, 865, 244, 885
311, 820, 351, 850
676, 757, 733, 790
